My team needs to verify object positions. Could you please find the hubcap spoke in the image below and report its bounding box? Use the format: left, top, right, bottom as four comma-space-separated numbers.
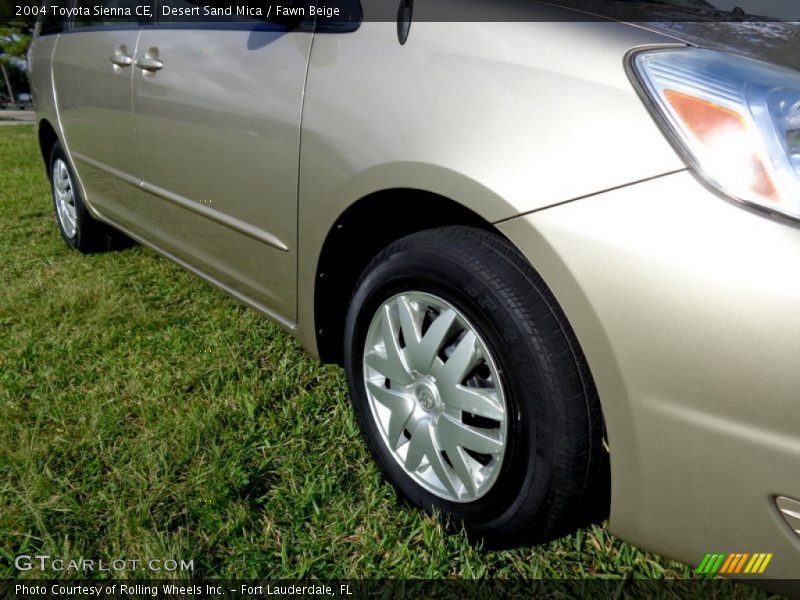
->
404, 420, 429, 471
52, 159, 77, 239
446, 445, 477, 498
438, 331, 480, 387
426, 436, 459, 498
438, 414, 504, 455
363, 291, 508, 503
440, 385, 504, 422
404, 420, 458, 497
367, 380, 415, 448
406, 306, 459, 374
365, 305, 414, 385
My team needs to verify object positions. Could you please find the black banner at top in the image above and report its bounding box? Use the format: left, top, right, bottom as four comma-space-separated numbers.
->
4, 0, 800, 29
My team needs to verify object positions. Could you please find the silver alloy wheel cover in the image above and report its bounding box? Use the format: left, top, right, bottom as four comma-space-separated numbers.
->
363, 291, 508, 503
53, 159, 77, 239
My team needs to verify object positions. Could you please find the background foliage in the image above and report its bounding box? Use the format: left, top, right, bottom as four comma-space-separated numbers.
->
0, 0, 35, 101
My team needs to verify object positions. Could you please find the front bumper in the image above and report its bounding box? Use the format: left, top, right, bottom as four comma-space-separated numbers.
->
498, 171, 800, 586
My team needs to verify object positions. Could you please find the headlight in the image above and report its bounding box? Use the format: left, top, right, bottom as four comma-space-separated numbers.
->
631, 47, 800, 221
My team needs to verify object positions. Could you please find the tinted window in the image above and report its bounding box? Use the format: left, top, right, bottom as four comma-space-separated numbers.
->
36, 0, 65, 35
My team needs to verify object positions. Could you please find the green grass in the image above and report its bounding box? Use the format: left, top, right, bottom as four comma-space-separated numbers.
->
0, 126, 749, 587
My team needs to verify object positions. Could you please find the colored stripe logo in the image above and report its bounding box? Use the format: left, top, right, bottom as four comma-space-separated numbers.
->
697, 553, 773, 575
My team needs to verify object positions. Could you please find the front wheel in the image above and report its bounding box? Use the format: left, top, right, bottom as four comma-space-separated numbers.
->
344, 226, 608, 547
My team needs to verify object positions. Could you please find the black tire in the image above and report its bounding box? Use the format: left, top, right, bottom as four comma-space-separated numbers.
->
49, 141, 128, 253
344, 226, 609, 548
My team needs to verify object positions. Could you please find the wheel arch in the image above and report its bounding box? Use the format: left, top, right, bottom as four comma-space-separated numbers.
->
38, 118, 59, 176
313, 188, 497, 366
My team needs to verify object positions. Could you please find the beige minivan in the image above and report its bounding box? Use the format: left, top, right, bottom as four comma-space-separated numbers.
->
29, 0, 800, 586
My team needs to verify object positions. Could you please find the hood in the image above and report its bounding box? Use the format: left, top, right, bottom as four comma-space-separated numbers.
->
540, 1, 800, 71
643, 21, 800, 72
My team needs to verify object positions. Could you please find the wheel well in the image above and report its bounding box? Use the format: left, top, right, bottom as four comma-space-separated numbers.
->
38, 119, 59, 176
314, 189, 495, 365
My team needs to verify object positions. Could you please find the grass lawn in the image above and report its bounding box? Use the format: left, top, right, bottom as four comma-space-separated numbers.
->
0, 125, 725, 584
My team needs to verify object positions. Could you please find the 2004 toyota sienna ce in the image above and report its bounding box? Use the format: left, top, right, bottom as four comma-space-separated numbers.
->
27, 0, 800, 586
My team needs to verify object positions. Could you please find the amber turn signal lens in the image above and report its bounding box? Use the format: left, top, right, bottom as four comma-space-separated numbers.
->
664, 90, 779, 202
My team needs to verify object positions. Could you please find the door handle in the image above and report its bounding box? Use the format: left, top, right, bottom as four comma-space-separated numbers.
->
135, 56, 164, 72
109, 46, 133, 68
136, 48, 164, 73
